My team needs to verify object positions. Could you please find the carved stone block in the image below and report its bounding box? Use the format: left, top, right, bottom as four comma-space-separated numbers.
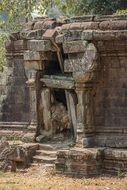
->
24, 51, 47, 61
27, 40, 53, 52
63, 40, 88, 53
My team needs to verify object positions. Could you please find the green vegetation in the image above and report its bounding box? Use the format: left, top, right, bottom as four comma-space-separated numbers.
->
114, 9, 127, 16
0, 33, 9, 72
0, 0, 37, 32
74, 0, 127, 15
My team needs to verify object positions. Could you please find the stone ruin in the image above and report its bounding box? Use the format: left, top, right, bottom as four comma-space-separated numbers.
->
1, 15, 127, 176
0, 137, 38, 172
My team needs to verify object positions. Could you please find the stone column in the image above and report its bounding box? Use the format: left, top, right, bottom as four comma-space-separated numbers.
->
41, 87, 52, 134
23, 50, 45, 133
26, 70, 37, 131
82, 83, 95, 148
65, 91, 77, 140
75, 82, 85, 146
74, 73, 95, 148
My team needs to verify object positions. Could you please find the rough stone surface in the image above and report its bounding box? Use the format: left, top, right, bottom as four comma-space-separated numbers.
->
56, 148, 101, 177
22, 133, 35, 143
0, 138, 38, 172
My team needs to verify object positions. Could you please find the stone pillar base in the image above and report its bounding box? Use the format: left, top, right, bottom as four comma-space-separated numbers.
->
55, 148, 101, 177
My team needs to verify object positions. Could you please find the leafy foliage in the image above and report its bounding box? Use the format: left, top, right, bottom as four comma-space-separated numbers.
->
0, 33, 9, 71
0, 0, 37, 32
75, 0, 127, 15
114, 9, 127, 16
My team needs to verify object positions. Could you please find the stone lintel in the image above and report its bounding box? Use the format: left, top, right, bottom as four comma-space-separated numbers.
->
27, 40, 55, 52
40, 77, 74, 89
63, 40, 88, 53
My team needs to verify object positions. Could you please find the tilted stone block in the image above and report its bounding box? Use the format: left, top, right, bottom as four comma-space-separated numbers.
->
43, 29, 58, 40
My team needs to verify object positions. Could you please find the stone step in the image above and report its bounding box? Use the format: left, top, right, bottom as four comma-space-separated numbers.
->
39, 144, 55, 151
36, 150, 57, 157
33, 155, 57, 164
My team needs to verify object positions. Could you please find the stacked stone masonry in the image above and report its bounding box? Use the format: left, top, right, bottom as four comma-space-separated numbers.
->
1, 15, 127, 176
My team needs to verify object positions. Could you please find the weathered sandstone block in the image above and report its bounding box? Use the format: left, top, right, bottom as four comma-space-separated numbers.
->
27, 40, 54, 51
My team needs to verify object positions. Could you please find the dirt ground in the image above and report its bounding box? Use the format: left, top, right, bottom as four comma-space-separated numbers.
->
0, 165, 127, 190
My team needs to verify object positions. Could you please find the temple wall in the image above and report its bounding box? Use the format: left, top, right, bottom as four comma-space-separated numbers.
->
0, 38, 30, 140
0, 55, 30, 122
94, 41, 127, 147
95, 55, 127, 130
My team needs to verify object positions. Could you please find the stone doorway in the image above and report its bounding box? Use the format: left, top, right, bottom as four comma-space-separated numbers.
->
36, 75, 77, 144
